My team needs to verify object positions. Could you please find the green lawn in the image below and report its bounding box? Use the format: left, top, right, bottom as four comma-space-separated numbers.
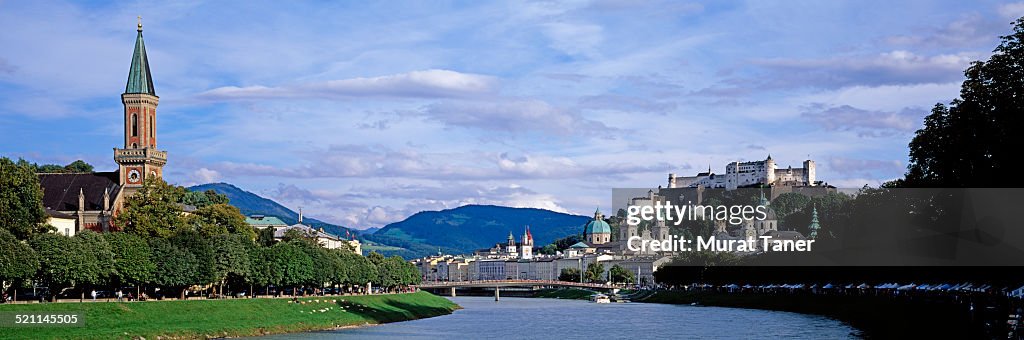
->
0, 292, 458, 340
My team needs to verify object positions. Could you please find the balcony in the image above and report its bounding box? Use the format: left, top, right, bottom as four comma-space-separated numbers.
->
114, 147, 167, 164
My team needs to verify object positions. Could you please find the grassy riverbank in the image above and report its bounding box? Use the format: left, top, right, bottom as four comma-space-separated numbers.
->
638, 290, 975, 339
0, 292, 458, 340
533, 288, 595, 300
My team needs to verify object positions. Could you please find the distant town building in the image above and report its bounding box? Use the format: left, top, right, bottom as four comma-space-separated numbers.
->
249, 211, 362, 254
46, 208, 77, 236
475, 226, 536, 259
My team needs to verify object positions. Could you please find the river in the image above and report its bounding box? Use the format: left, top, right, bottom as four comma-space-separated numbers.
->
258, 296, 860, 339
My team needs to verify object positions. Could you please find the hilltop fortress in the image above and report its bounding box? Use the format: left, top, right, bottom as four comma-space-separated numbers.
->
661, 155, 834, 202
668, 155, 817, 190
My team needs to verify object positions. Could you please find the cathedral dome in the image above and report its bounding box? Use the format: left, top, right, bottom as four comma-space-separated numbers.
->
585, 219, 612, 234
584, 208, 612, 234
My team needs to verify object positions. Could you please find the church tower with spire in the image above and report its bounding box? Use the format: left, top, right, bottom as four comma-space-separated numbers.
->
520, 226, 534, 259
114, 17, 167, 195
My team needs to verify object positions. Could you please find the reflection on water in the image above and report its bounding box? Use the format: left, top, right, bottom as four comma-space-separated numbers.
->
259, 296, 860, 339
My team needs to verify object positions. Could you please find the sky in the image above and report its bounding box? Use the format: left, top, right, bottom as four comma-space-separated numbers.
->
2, 0, 1022, 229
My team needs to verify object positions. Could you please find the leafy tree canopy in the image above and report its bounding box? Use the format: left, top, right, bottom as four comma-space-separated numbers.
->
902, 18, 1024, 187
0, 157, 49, 239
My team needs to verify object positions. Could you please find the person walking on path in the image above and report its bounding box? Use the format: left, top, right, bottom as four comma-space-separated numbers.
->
116, 290, 123, 302
90, 290, 97, 302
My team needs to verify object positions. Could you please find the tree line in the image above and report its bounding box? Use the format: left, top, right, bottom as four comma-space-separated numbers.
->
557, 263, 635, 285
0, 157, 420, 301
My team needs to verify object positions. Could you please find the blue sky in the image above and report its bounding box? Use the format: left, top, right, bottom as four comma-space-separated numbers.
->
2, 1, 1022, 229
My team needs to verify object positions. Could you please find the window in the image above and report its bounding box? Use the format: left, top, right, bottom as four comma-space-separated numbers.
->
131, 113, 138, 136
149, 116, 154, 137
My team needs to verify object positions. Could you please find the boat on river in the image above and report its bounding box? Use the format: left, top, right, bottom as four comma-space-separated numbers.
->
592, 294, 611, 303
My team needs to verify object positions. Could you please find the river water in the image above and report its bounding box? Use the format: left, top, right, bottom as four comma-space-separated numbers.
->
260, 296, 861, 339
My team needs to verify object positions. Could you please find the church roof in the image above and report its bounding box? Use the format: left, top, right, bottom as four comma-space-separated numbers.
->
125, 19, 155, 95
38, 172, 120, 211
45, 208, 75, 219
245, 215, 288, 227
569, 242, 591, 249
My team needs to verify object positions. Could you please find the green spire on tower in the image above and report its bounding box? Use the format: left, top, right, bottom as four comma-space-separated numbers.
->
808, 205, 820, 240
125, 16, 156, 95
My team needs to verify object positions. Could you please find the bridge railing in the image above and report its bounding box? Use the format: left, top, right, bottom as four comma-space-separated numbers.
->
415, 279, 617, 289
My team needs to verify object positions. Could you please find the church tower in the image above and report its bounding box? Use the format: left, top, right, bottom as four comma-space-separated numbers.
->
520, 226, 534, 259
114, 17, 166, 195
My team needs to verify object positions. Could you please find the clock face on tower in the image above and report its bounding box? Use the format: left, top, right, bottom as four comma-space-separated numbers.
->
127, 168, 142, 184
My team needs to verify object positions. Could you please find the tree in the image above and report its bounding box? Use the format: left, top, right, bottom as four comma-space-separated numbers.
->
272, 241, 314, 289
256, 227, 276, 247
148, 237, 198, 291
549, 235, 583, 252
179, 190, 229, 209
75, 231, 116, 286
63, 160, 94, 173
30, 234, 99, 296
171, 231, 216, 287
0, 157, 49, 239
903, 18, 1024, 187
608, 264, 635, 284
0, 228, 39, 291
584, 263, 605, 283
211, 234, 253, 296
105, 232, 155, 288
343, 252, 377, 288
380, 255, 415, 290
539, 244, 558, 255
247, 246, 281, 292
188, 204, 256, 239
114, 178, 187, 237
281, 228, 318, 245
25, 159, 94, 174
559, 267, 581, 282
770, 193, 812, 221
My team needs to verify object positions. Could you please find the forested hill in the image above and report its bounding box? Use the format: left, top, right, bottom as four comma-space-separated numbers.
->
365, 205, 590, 257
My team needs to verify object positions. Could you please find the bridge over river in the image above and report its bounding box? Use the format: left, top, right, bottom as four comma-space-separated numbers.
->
416, 280, 618, 300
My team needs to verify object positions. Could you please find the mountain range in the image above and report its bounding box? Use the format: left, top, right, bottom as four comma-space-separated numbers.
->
188, 183, 591, 258
188, 183, 356, 237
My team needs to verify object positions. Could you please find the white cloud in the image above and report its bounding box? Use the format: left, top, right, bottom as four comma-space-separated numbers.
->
199, 69, 498, 100
801, 105, 926, 138
751, 50, 979, 88
423, 98, 616, 136
793, 82, 961, 112
181, 168, 221, 186
999, 2, 1024, 19
884, 13, 1002, 49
